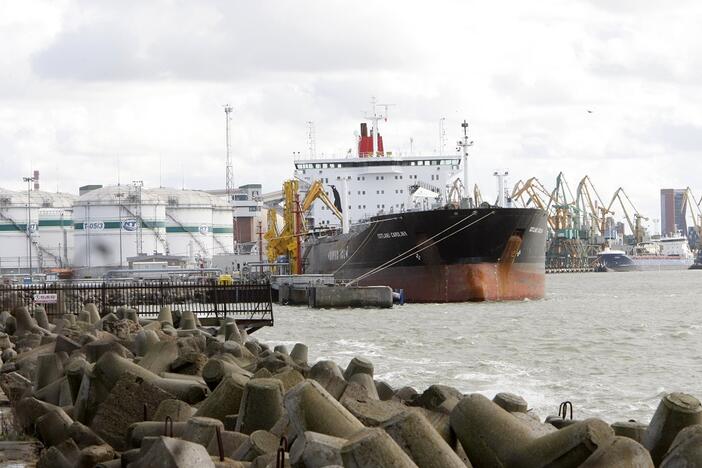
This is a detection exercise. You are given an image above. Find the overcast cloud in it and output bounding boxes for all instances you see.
[2,0,702,232]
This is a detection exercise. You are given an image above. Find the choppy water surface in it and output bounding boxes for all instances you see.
[256,270,702,423]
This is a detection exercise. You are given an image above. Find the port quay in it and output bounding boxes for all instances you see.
[3,2,702,467]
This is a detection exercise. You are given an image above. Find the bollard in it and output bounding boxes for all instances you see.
[340,427,417,468]
[643,392,702,466]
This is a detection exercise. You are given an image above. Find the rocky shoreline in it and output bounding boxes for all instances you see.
[0,304,700,467]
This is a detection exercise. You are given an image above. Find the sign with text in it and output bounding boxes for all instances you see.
[33,293,58,304]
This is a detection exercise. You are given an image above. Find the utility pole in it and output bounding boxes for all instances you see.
[22,176,35,280]
[115,190,124,267]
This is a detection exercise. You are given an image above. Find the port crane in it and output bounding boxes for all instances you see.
[604,187,648,244]
[575,176,611,239]
[511,177,556,230]
[264,179,343,273]
[682,187,702,248]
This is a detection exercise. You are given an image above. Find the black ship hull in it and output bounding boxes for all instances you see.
[302,207,548,302]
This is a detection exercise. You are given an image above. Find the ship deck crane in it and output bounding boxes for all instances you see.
[265,179,343,274]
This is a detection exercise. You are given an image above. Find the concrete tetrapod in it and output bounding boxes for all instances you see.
[235,378,285,435]
[182,416,225,447]
[578,436,653,468]
[289,431,347,467]
[34,353,64,391]
[493,392,528,413]
[660,424,702,467]
[343,357,374,380]
[92,351,207,404]
[289,343,308,366]
[340,427,418,468]
[382,410,465,468]
[131,436,216,468]
[194,373,249,422]
[202,357,253,391]
[611,421,648,443]
[450,393,616,468]
[285,379,364,439]
[33,306,51,330]
[642,392,702,465]
[158,306,174,326]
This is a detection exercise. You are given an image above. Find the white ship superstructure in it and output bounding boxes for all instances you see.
[294,153,461,227]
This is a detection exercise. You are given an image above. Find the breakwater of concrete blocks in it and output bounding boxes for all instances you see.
[0,304,700,467]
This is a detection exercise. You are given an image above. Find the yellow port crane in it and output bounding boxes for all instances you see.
[575,176,611,238]
[604,187,648,244]
[511,177,556,231]
[264,179,343,273]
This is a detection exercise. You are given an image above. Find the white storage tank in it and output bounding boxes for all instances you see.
[212,197,234,255]
[0,188,39,272]
[30,190,76,268]
[72,185,168,270]
[150,188,218,261]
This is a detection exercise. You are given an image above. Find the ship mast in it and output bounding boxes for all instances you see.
[364,97,391,156]
[456,120,474,206]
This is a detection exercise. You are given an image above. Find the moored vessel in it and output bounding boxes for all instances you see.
[279,104,548,302]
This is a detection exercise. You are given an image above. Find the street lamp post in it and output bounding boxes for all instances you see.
[22,176,35,280]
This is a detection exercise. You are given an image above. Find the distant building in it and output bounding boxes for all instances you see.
[660,189,687,236]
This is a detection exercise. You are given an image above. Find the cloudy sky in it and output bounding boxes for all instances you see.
[2,0,701,232]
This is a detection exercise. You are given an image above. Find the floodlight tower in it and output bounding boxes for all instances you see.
[224,104,238,247]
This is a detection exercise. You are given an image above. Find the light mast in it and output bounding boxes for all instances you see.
[456,120,474,206]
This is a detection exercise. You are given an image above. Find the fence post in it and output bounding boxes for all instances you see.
[213,283,219,320]
[101,283,107,315]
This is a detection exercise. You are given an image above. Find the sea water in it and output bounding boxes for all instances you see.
[255,269,702,423]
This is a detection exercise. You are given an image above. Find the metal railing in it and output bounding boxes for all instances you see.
[0,280,274,331]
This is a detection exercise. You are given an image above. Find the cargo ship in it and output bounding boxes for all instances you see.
[596,234,695,271]
[293,108,548,302]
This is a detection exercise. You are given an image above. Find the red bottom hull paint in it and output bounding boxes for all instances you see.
[357,262,545,302]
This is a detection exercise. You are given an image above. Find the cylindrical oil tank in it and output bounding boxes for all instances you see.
[72,186,167,270]
[0,188,39,272]
[30,190,76,269]
[211,196,234,255]
[150,188,217,261]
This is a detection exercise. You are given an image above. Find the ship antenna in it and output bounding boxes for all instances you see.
[438,117,447,155]
[364,97,393,157]
[456,120,474,206]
